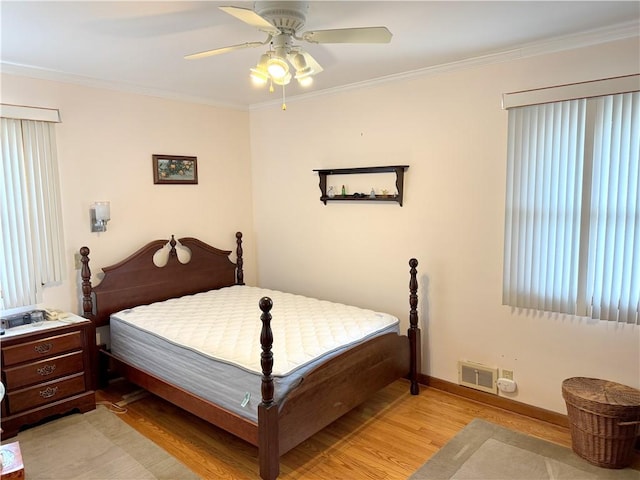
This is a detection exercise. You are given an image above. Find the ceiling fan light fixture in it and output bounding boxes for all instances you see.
[294,66,313,79]
[250,67,269,85]
[267,56,289,79]
[250,53,271,85]
[292,52,313,79]
[272,71,292,86]
[297,75,313,87]
[291,52,307,70]
[256,53,270,69]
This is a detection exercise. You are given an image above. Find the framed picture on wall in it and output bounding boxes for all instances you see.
[152,154,198,184]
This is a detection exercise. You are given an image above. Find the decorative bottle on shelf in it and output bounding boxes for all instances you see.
[341,185,346,196]
[370,188,376,198]
[327,186,335,198]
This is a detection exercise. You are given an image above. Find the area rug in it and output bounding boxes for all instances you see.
[10,405,200,480]
[410,418,640,480]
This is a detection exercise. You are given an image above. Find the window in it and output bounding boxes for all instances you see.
[0,106,65,310]
[503,78,639,325]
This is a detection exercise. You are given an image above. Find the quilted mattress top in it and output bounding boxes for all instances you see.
[112,285,399,376]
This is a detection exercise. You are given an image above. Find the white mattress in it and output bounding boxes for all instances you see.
[110,285,400,421]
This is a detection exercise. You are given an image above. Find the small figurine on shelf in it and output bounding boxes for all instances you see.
[341,185,346,196]
[381,189,389,197]
[369,188,376,198]
[327,186,335,198]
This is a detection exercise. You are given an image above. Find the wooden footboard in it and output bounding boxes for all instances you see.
[257,258,420,480]
[81,234,420,480]
[278,333,410,452]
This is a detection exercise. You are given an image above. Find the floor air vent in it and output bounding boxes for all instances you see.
[458,361,498,394]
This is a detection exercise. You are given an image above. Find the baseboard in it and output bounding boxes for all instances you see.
[419,374,569,428]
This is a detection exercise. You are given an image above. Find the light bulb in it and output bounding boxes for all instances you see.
[267,57,289,79]
[272,72,292,86]
[298,76,313,87]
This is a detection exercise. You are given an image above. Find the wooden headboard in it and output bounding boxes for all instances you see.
[81,232,244,327]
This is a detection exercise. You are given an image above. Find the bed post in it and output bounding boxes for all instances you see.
[408,258,421,395]
[258,296,279,480]
[236,232,244,285]
[80,247,94,319]
[80,246,99,390]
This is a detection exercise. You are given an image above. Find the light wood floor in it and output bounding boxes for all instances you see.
[97,379,581,479]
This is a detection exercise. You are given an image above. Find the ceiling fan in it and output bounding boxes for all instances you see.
[184,1,392,93]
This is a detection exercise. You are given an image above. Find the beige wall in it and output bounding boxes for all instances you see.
[249,37,640,413]
[1,75,256,314]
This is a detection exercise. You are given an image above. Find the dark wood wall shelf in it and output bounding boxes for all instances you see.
[313,165,409,206]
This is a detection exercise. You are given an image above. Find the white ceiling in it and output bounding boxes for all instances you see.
[2,1,639,110]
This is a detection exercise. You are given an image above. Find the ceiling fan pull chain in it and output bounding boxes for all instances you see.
[282,85,287,111]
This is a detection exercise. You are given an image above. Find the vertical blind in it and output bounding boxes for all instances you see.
[503,91,639,324]
[0,118,65,308]
[584,93,639,323]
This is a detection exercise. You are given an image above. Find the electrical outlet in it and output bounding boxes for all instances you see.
[502,369,514,380]
[74,252,82,270]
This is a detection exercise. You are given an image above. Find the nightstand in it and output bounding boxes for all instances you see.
[0,315,95,438]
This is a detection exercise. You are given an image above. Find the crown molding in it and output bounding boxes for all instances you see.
[0,62,249,111]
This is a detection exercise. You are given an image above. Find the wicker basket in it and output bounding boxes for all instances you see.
[562,377,640,468]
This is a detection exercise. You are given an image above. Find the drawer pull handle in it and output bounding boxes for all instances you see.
[39,386,58,399]
[34,343,53,354]
[37,364,57,376]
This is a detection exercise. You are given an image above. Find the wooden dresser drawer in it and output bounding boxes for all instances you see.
[3,351,84,390]
[7,373,86,414]
[1,331,82,366]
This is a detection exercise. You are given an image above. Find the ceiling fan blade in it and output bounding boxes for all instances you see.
[184,41,264,60]
[301,26,392,44]
[219,6,280,35]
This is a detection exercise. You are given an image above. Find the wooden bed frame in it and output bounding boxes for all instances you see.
[80,232,420,480]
